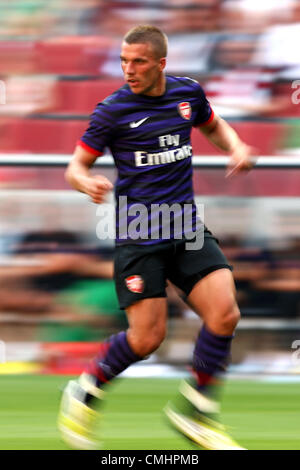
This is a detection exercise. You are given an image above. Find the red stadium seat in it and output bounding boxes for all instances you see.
[36,36,116,75]
[0,116,286,156]
[193,168,300,197]
[0,41,37,74]
[191,121,285,155]
[54,79,124,114]
[0,118,87,153]
[62,120,90,153]
[41,342,102,375]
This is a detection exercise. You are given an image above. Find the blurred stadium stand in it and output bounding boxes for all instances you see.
[0,0,300,372]
[0,0,299,155]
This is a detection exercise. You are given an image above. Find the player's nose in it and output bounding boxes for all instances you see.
[125,61,135,74]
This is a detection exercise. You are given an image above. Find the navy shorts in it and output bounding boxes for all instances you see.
[114,230,232,309]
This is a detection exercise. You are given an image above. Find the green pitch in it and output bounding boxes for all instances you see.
[0,375,299,450]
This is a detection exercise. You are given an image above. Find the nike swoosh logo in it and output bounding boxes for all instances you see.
[130,117,149,128]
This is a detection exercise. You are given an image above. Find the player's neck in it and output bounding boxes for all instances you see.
[144,74,166,97]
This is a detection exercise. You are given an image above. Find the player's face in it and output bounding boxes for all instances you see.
[120,42,166,96]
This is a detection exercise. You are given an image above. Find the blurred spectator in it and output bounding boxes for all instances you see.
[205,35,264,117]
[251,238,300,317]
[222,236,300,317]
[0,0,51,39]
[48,0,106,37]
[0,75,57,116]
[253,0,300,80]
[165,33,216,76]
[0,229,123,340]
[162,0,221,34]
[205,30,296,118]
[220,0,294,33]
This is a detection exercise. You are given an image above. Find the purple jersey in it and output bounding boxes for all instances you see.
[79,75,214,245]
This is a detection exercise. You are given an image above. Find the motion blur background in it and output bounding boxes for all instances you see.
[1,0,300,379]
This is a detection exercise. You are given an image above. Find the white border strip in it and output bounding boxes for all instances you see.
[1,154,300,168]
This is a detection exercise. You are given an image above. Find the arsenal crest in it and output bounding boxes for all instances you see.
[178,102,191,120]
[125,275,144,294]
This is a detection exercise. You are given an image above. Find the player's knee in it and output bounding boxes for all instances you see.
[129,325,166,357]
[220,302,240,332]
[141,327,166,356]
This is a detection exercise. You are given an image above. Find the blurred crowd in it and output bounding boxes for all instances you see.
[1,226,300,344]
[0,226,191,342]
[223,236,300,319]
[0,0,299,120]
[1,190,300,344]
[1,0,300,342]
[0,0,299,38]
[0,0,299,157]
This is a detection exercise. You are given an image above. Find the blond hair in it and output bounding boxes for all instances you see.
[123,25,168,59]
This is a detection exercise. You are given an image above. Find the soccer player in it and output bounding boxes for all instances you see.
[58,25,254,450]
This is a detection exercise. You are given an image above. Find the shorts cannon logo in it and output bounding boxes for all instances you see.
[125,275,144,293]
[178,102,191,120]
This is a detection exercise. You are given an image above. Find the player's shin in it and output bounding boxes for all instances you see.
[192,324,234,402]
[168,324,234,424]
[164,324,245,450]
[79,331,143,406]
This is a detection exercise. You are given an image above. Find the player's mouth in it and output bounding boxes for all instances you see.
[127,79,140,87]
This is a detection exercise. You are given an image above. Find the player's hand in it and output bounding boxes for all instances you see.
[226,143,257,178]
[82,175,113,204]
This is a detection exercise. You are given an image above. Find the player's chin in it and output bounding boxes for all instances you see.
[128,83,144,94]
[129,87,141,95]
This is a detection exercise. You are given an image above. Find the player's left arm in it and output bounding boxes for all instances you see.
[197,112,256,177]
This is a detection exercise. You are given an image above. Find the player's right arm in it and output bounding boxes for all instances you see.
[65,144,113,204]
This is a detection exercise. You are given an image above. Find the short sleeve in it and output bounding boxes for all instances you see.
[193,84,214,127]
[78,103,115,155]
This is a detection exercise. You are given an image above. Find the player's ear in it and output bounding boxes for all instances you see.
[159,57,166,71]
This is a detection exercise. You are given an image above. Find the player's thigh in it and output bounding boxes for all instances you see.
[126,297,168,338]
[187,267,238,320]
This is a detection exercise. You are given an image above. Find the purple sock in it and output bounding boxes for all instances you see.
[86,331,142,387]
[192,324,234,395]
